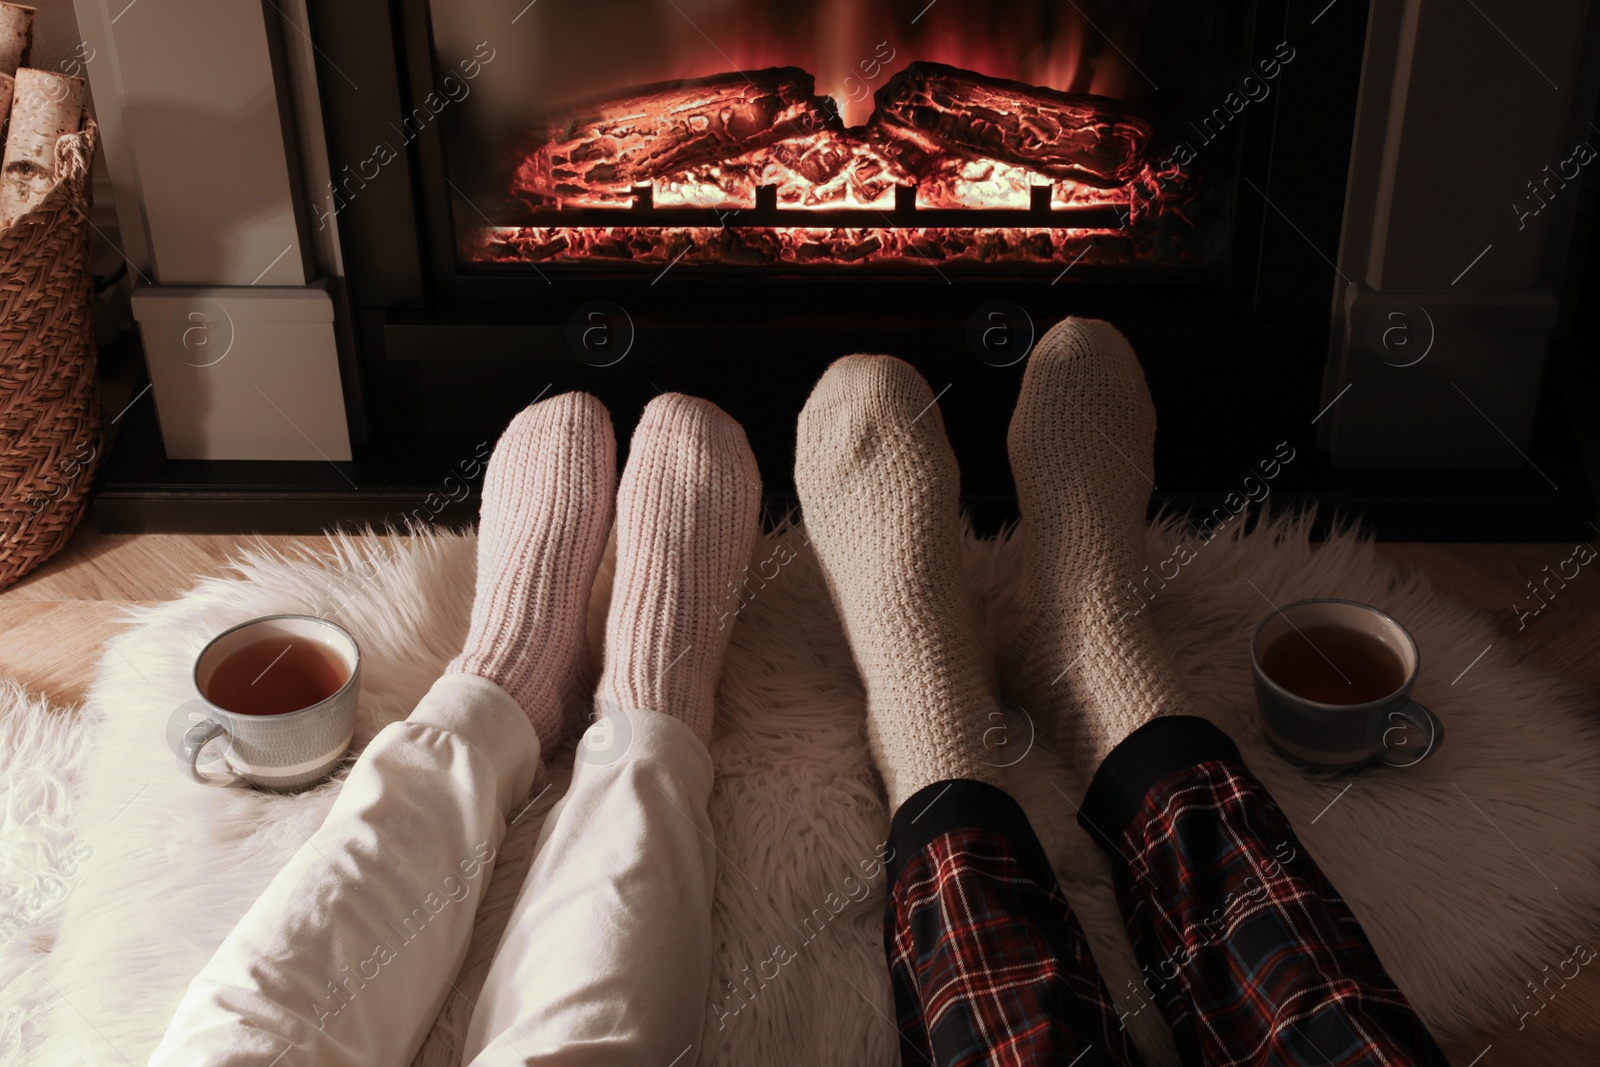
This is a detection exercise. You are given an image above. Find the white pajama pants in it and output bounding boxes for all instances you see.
[149,673,718,1067]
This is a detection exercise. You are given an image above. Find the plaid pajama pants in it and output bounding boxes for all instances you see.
[884,715,1450,1066]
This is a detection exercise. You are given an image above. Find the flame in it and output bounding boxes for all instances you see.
[645,0,1133,126]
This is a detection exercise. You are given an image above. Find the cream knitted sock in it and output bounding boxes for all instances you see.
[447,391,616,753]
[595,393,762,747]
[794,355,1005,813]
[1002,318,1191,774]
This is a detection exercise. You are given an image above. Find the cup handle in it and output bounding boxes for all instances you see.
[1378,700,1443,768]
[183,719,242,787]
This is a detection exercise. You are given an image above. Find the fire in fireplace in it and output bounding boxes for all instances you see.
[473,62,1190,269]
[429,0,1234,272]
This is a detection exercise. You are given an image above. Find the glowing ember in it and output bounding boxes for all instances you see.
[470,224,1172,270]
[758,132,897,208]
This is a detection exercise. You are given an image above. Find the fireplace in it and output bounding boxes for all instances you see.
[304,0,1365,492]
[82,0,1600,537]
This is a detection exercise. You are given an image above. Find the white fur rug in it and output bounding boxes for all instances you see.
[3,514,1599,1066]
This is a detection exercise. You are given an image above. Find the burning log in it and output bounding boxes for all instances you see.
[868,62,1151,188]
[757,131,896,207]
[512,67,841,206]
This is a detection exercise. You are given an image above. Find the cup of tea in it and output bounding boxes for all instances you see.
[1251,598,1442,772]
[181,614,361,792]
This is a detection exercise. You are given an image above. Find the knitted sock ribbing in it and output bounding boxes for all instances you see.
[794,354,1005,813]
[1001,318,1191,775]
[447,391,616,753]
[595,393,763,747]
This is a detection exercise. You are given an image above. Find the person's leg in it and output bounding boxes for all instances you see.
[1082,717,1450,1067]
[462,393,761,1066]
[795,355,1143,1067]
[151,392,616,1067]
[882,780,1148,1067]
[1007,318,1449,1066]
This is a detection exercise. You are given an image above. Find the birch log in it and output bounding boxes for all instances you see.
[0,4,32,77]
[0,68,82,226]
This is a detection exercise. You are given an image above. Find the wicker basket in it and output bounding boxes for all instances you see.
[0,113,101,591]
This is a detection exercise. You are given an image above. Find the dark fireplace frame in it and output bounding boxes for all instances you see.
[326,0,1351,305]
[89,0,1597,538]
[315,0,1361,479]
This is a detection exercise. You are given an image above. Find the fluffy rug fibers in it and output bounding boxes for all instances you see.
[2,514,1598,1066]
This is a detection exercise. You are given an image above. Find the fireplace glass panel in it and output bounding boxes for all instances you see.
[423,0,1273,273]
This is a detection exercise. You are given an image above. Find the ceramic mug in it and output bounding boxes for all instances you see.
[182,615,361,792]
[1251,598,1443,772]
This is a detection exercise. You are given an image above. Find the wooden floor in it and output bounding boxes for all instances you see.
[2,522,1598,1061]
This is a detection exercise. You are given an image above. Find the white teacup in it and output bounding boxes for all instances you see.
[180,615,361,792]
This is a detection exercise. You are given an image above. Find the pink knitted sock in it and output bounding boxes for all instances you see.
[595,393,762,747]
[447,391,616,752]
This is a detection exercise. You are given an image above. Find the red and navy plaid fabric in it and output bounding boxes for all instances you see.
[884,779,1145,1066]
[1082,716,1450,1067]
[883,717,1449,1067]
